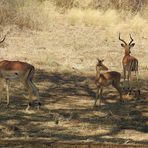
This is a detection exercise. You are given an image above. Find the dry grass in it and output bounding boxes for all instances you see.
[67,9,120,27]
[53,0,148,12]
[66,8,148,35]
[0,0,148,31]
[0,0,59,30]
[0,0,148,146]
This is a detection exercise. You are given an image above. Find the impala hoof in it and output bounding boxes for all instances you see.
[93,104,98,108]
[93,105,96,108]
[26,102,32,111]
[37,102,41,110]
[38,102,41,106]
[120,99,124,103]
[138,90,141,95]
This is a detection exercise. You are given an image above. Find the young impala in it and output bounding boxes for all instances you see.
[119,33,140,95]
[0,35,41,110]
[94,59,122,107]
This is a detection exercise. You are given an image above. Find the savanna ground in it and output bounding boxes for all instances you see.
[0,0,148,147]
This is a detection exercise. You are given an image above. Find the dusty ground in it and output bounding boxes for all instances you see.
[0,24,147,147]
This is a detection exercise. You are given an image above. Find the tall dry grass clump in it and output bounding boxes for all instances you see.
[0,0,58,30]
[53,0,148,13]
[14,1,58,30]
[0,0,148,31]
[67,9,120,27]
[0,1,16,24]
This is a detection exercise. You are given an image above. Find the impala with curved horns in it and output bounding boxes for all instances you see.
[119,33,140,95]
[94,59,123,107]
[0,35,41,110]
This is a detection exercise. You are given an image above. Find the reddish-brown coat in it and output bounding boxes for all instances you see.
[0,60,34,71]
[122,45,138,72]
[94,59,122,107]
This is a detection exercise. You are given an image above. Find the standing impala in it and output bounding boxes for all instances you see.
[94,59,122,107]
[0,35,41,110]
[119,33,140,95]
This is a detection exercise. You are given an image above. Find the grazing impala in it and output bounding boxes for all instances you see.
[94,59,122,107]
[0,35,40,110]
[119,33,140,95]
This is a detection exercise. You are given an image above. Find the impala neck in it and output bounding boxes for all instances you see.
[96,66,101,80]
[125,51,131,56]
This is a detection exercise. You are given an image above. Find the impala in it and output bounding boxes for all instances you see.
[94,59,122,107]
[119,33,140,95]
[0,35,40,110]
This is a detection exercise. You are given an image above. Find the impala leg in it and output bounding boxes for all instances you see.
[27,69,41,110]
[94,86,100,107]
[99,87,103,107]
[112,82,123,102]
[0,87,3,105]
[24,81,33,111]
[29,80,41,110]
[0,96,1,104]
[0,82,5,105]
[123,68,126,82]
[25,79,40,111]
[123,67,126,90]
[6,80,10,107]
[127,70,131,84]
[135,71,140,96]
[127,70,132,95]
[26,102,32,111]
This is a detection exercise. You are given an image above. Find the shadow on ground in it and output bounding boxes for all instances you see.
[0,69,147,146]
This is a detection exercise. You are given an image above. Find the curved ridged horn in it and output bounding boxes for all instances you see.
[129,34,134,45]
[119,33,127,45]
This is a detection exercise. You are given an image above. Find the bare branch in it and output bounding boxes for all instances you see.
[0,35,6,44]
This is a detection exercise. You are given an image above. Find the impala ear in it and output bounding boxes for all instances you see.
[101,59,104,62]
[130,43,135,47]
[97,58,100,62]
[121,43,125,47]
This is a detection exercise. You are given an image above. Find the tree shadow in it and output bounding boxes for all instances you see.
[0,69,147,145]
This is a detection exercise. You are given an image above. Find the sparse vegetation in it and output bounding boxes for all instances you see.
[0,0,148,147]
[0,0,148,31]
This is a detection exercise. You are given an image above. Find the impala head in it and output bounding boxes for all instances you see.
[119,33,135,55]
[96,59,108,71]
